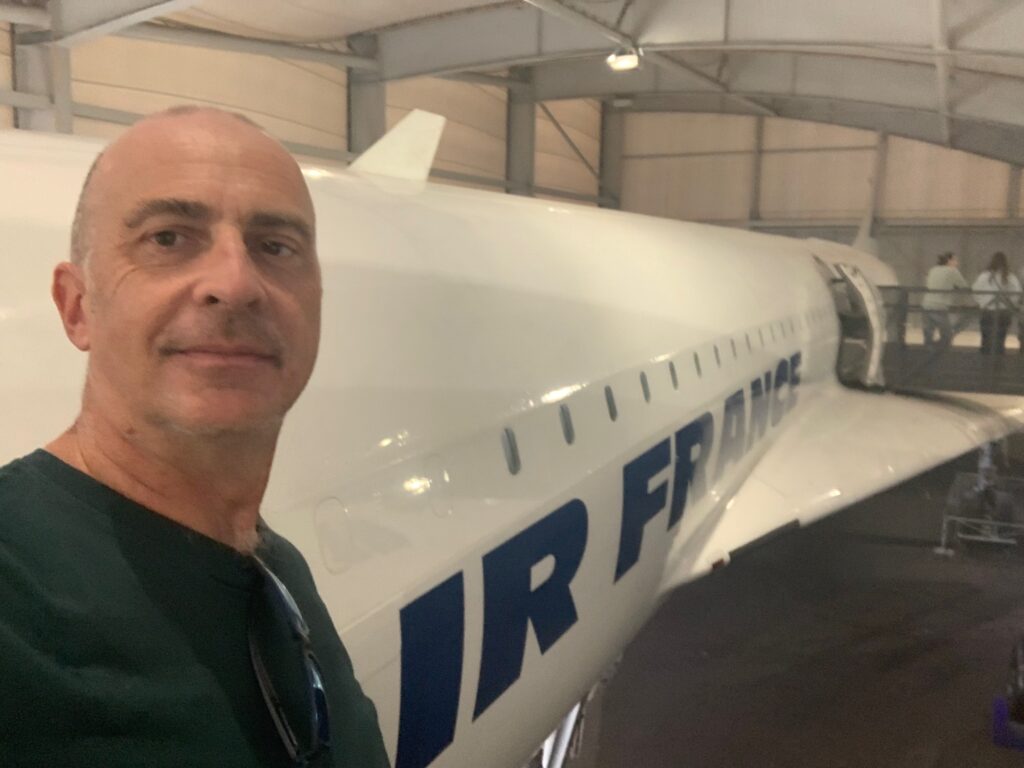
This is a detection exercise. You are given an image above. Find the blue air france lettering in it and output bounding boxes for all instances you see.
[395,351,803,768]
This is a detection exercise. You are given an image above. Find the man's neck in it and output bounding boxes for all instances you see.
[46,410,277,554]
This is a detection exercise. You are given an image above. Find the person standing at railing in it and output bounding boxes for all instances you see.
[921,252,967,347]
[972,251,1021,354]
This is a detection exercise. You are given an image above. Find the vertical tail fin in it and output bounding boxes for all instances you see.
[349,109,446,182]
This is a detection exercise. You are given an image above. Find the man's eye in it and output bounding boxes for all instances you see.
[152,231,180,247]
[259,239,297,259]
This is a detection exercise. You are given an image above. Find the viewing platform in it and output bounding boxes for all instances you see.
[831,277,1024,397]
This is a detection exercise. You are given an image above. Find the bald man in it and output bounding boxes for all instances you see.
[0,107,389,767]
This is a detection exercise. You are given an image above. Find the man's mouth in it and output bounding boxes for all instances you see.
[164,344,283,369]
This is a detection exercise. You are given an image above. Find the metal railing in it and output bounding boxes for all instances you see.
[835,282,1024,395]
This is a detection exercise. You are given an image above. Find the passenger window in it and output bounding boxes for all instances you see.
[605,385,618,421]
[560,405,575,445]
[502,428,521,475]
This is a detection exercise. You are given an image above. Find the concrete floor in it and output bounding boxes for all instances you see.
[588,451,1024,767]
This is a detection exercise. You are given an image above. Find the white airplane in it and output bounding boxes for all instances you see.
[2,111,1022,768]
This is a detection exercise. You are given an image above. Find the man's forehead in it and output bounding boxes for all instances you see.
[93,114,313,217]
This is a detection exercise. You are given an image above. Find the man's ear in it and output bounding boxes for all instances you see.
[52,261,91,351]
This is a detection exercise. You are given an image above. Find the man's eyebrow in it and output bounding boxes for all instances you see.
[124,199,213,229]
[247,211,314,245]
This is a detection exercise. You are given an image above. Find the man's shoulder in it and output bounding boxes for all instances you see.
[0,450,118,591]
[0,451,42,491]
[0,451,64,527]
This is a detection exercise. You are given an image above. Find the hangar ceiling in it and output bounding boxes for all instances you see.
[4,0,1024,165]
[105,0,1024,166]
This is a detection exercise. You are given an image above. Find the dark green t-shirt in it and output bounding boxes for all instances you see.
[0,450,390,768]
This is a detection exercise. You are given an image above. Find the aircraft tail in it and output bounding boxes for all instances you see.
[349,109,446,181]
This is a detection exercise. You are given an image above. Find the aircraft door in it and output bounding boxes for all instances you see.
[832,262,887,389]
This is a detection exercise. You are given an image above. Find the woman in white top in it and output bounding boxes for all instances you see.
[973,251,1022,354]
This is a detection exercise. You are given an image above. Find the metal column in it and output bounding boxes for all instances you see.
[346,34,386,155]
[12,29,69,132]
[598,101,623,209]
[506,68,535,197]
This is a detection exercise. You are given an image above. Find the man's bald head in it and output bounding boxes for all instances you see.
[51,101,322,445]
[69,106,307,267]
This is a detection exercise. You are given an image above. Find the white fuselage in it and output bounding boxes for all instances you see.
[0,130,843,768]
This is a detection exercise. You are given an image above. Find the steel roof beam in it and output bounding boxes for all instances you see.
[441,71,530,93]
[645,51,774,116]
[523,0,632,48]
[16,1,202,46]
[115,22,378,71]
[524,0,774,116]
[0,2,48,28]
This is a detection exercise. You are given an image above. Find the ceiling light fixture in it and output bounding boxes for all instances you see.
[606,46,642,72]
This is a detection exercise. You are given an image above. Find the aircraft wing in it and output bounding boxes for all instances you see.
[667,384,1024,587]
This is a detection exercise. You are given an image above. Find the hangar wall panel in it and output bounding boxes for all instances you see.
[883,136,1010,219]
[624,112,756,155]
[387,76,506,185]
[623,113,1017,225]
[621,113,756,220]
[762,117,876,150]
[70,37,347,151]
[535,98,600,199]
[760,149,875,220]
[622,154,753,221]
[0,24,12,129]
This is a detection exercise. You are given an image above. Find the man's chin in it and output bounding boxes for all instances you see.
[155,407,285,439]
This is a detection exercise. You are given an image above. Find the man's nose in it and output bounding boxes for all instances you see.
[195,229,266,308]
